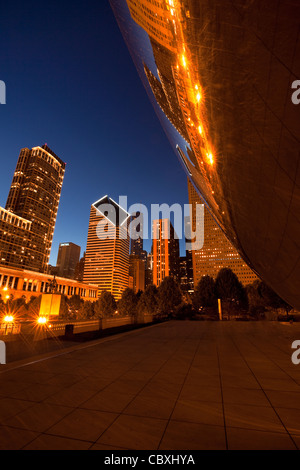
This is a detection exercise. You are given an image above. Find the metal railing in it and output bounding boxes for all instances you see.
[0,314,155,339]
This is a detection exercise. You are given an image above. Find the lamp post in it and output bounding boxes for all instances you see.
[37,275,58,324]
[2,286,10,302]
[47,275,57,317]
[2,286,14,334]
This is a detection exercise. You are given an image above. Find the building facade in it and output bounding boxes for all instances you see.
[152,218,180,287]
[130,211,144,258]
[0,265,97,302]
[126,0,177,53]
[188,179,258,287]
[179,252,194,294]
[83,197,130,300]
[129,254,145,293]
[55,242,81,279]
[0,145,65,273]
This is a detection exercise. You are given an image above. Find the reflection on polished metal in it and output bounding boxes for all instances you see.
[110,0,300,308]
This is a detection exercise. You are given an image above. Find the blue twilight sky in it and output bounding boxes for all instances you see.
[0,0,190,264]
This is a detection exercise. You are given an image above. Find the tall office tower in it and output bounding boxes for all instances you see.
[74,252,85,282]
[130,211,144,257]
[83,196,130,300]
[145,252,153,288]
[188,179,257,287]
[56,242,81,279]
[179,251,194,294]
[0,145,65,272]
[129,254,145,293]
[126,0,176,53]
[185,248,194,292]
[152,218,180,287]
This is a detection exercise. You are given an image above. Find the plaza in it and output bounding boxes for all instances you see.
[0,321,300,450]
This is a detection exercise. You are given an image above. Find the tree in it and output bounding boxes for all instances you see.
[26,295,42,319]
[77,300,95,320]
[58,295,69,319]
[9,296,27,319]
[138,285,158,316]
[174,302,195,320]
[247,280,292,318]
[215,268,243,301]
[215,268,248,315]
[94,291,117,318]
[67,295,83,317]
[0,296,4,315]
[157,277,182,318]
[246,280,266,316]
[193,275,217,311]
[259,282,292,316]
[118,288,138,317]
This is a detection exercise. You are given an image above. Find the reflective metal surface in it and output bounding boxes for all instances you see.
[109,0,300,308]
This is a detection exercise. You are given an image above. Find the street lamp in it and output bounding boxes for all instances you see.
[2,286,10,302]
[3,314,14,335]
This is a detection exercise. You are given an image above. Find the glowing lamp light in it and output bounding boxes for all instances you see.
[182,55,187,68]
[196,92,201,102]
[207,152,214,165]
[4,315,14,323]
[37,316,48,325]
[198,125,203,135]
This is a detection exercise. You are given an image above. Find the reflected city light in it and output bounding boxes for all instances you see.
[4,315,14,323]
[111,0,300,308]
[207,153,214,166]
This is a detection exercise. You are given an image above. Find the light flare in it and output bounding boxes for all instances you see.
[4,315,14,323]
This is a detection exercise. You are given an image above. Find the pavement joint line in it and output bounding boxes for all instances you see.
[216,342,228,450]
[17,322,190,449]
[156,330,207,449]
[16,339,162,448]
[80,330,201,447]
[0,322,162,375]
[227,333,299,449]
[245,335,300,386]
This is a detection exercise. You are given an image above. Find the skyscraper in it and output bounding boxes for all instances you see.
[130,211,144,257]
[55,242,81,279]
[129,254,145,293]
[0,145,65,272]
[83,196,130,300]
[126,0,176,53]
[74,252,85,282]
[152,218,180,287]
[188,179,258,287]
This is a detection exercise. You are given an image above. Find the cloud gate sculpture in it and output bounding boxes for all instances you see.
[109,0,300,309]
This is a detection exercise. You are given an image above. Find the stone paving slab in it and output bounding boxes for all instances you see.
[0,321,300,450]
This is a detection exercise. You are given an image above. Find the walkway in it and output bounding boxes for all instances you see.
[1,321,300,450]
